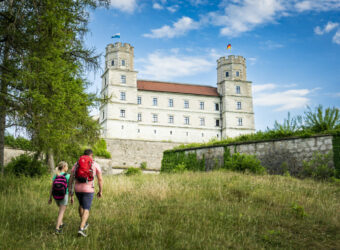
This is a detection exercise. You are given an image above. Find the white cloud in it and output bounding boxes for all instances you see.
[261,40,284,49]
[167,5,179,13]
[153,3,163,10]
[208,0,285,37]
[137,50,214,80]
[248,57,257,65]
[295,0,340,12]
[253,84,311,111]
[110,0,137,13]
[206,0,340,37]
[332,30,340,44]
[314,21,339,35]
[253,84,277,93]
[144,16,200,38]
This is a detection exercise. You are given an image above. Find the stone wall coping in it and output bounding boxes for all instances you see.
[168,133,334,153]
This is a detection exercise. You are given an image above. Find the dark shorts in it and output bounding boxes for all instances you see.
[75,192,94,210]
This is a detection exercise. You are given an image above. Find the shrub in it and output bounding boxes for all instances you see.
[301,152,335,180]
[140,162,147,170]
[125,167,142,176]
[161,151,205,172]
[4,134,34,151]
[92,139,111,159]
[223,150,266,174]
[173,162,186,173]
[5,154,48,177]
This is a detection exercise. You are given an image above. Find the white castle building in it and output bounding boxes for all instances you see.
[100,42,255,144]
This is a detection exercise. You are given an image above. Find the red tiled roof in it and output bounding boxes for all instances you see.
[137,80,219,97]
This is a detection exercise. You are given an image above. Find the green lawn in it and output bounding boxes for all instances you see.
[0,171,339,249]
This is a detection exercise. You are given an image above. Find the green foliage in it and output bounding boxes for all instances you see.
[173,162,187,173]
[291,203,307,218]
[333,135,340,178]
[5,154,48,177]
[92,139,111,159]
[140,162,147,170]
[303,105,340,132]
[4,134,33,151]
[301,152,335,180]
[125,167,142,176]
[273,112,302,133]
[223,150,266,174]
[161,151,205,172]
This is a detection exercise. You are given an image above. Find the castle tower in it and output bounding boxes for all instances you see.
[217,55,255,138]
[100,42,138,139]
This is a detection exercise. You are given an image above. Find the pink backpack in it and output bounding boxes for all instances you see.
[52,173,68,200]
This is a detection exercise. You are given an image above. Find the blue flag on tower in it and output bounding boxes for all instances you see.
[112,33,120,39]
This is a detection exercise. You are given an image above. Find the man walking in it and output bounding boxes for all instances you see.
[69,149,103,237]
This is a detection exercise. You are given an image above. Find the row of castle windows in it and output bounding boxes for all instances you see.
[101,110,243,126]
[136,95,220,111]
[116,110,242,126]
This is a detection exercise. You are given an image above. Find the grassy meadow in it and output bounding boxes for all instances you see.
[0,171,339,249]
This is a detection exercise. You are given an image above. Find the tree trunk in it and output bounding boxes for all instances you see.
[0,43,10,175]
[47,148,55,173]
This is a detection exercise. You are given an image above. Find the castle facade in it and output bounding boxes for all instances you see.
[100,42,255,143]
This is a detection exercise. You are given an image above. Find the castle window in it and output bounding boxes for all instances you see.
[238,118,243,126]
[104,77,107,86]
[200,101,204,110]
[102,111,105,119]
[236,86,241,94]
[169,99,173,107]
[184,100,189,109]
[120,92,126,101]
[186,132,189,136]
[215,103,219,111]
[138,113,142,121]
[121,75,126,84]
[138,129,140,133]
[226,72,229,77]
[168,115,174,124]
[111,60,114,66]
[237,102,242,110]
[236,71,240,77]
[154,130,156,134]
[216,119,220,127]
[122,60,125,66]
[137,96,142,105]
[200,118,205,126]
[184,116,190,125]
[152,114,158,123]
[120,109,125,118]
[153,97,158,106]
[121,125,124,129]
[202,133,204,137]
[170,131,172,135]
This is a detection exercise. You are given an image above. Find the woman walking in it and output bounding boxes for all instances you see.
[48,161,71,234]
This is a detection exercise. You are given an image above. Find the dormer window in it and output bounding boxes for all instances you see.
[122,60,125,66]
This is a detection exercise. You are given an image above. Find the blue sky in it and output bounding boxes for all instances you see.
[85,0,340,131]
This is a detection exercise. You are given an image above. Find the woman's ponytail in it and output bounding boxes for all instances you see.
[56,161,68,174]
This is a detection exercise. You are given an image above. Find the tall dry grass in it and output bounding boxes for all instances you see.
[0,171,339,249]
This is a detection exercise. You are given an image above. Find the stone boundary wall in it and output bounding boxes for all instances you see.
[171,135,335,175]
[4,147,30,166]
[103,139,181,171]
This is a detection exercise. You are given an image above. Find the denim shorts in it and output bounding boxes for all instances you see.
[75,192,94,210]
[55,194,68,206]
